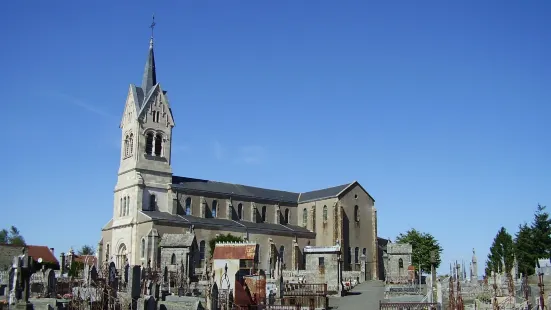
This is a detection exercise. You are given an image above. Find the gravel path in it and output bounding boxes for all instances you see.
[329,280,385,310]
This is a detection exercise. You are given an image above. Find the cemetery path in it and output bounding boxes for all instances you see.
[329,280,385,310]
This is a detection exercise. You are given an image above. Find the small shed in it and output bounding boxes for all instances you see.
[159,232,198,277]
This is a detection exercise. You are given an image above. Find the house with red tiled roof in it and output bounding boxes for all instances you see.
[0,244,59,271]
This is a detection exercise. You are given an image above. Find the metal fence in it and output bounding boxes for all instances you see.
[282,283,327,297]
[380,301,441,310]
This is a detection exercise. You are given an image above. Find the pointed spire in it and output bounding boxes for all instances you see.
[142,14,157,95]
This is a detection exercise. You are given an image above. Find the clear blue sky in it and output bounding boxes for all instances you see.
[1,1,550,275]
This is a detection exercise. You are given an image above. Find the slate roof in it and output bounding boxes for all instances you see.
[180,215,244,230]
[141,211,188,224]
[141,211,315,238]
[159,233,195,247]
[172,177,299,203]
[141,39,157,96]
[378,237,390,251]
[298,184,350,203]
[171,176,363,204]
[135,86,145,109]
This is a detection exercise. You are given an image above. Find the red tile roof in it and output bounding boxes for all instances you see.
[27,245,59,265]
[213,244,256,260]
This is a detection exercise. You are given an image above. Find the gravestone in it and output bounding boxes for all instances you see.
[8,269,14,297]
[108,262,118,299]
[128,265,142,299]
[90,265,98,282]
[125,263,130,284]
[210,283,218,310]
[83,264,91,284]
[13,249,35,310]
[45,269,56,298]
[145,296,156,310]
[360,254,367,282]
[278,275,284,299]
[154,283,160,299]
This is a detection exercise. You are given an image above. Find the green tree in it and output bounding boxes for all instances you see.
[514,223,535,275]
[68,261,84,278]
[0,226,26,246]
[530,204,551,260]
[78,245,95,255]
[208,233,243,257]
[486,227,514,276]
[0,229,8,244]
[395,228,443,273]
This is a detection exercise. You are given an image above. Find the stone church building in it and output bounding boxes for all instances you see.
[98,34,379,279]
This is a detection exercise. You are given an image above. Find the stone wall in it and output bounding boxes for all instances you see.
[342,271,362,282]
[0,271,7,285]
[385,243,413,284]
[160,247,193,274]
[305,252,339,293]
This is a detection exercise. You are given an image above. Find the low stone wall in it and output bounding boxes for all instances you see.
[162,295,205,310]
[342,271,362,282]
[282,270,317,283]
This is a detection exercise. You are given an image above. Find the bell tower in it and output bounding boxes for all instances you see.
[107,17,175,266]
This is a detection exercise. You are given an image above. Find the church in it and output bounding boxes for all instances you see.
[98,32,379,280]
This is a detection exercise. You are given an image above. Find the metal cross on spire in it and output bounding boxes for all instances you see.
[150,14,156,39]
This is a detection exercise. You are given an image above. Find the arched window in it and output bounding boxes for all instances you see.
[323,205,328,222]
[212,200,217,218]
[105,244,110,261]
[126,196,130,215]
[185,197,192,215]
[398,258,404,269]
[124,135,129,157]
[123,197,127,216]
[129,133,134,156]
[119,198,123,217]
[347,247,352,265]
[145,132,154,155]
[261,206,266,222]
[302,208,308,226]
[354,205,360,222]
[149,194,156,210]
[284,209,290,224]
[118,244,127,268]
[141,239,146,258]
[279,245,285,263]
[171,253,176,265]
[199,241,206,265]
[363,248,366,256]
[237,203,243,220]
[154,134,163,156]
[354,247,359,264]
